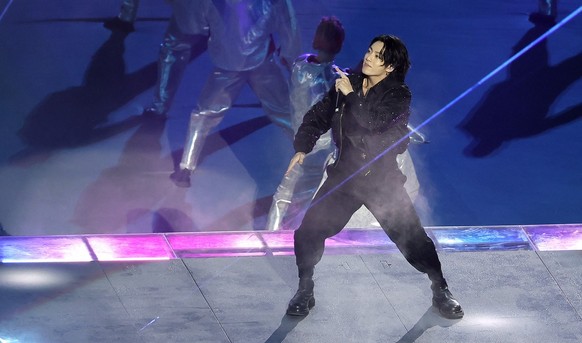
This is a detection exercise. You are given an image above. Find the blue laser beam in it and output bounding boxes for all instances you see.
[416,5,582,134]
[309,6,582,208]
[0,0,14,22]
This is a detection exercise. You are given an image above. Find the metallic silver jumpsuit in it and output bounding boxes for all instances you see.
[265,54,338,231]
[178,0,301,172]
[148,0,210,115]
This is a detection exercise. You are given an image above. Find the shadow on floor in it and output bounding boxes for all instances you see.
[458,22,582,157]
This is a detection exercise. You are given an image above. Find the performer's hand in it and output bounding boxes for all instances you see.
[334,66,354,96]
[285,152,305,176]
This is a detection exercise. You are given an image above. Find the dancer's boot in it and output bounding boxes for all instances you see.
[286,278,315,316]
[171,113,223,187]
[431,280,464,319]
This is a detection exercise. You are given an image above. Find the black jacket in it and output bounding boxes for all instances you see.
[294,72,411,174]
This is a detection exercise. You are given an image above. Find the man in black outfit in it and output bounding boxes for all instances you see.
[285,34,464,320]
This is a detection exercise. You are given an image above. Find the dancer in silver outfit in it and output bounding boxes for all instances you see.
[264,16,345,231]
[170,0,301,187]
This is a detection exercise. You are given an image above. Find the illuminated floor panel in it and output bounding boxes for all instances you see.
[523,224,582,251]
[0,236,93,263]
[1,224,580,263]
[430,226,532,252]
[86,234,176,261]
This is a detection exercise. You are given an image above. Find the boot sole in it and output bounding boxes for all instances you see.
[438,310,464,320]
[432,299,464,319]
[286,297,315,316]
[170,173,191,188]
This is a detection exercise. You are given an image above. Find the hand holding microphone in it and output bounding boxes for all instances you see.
[334,66,354,96]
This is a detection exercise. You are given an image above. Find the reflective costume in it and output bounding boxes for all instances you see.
[265,54,338,231]
[149,8,209,115]
[147,1,210,115]
[176,0,301,174]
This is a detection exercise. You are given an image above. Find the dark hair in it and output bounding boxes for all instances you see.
[369,34,411,81]
[312,16,345,55]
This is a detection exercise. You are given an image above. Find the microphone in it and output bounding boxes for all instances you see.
[333,65,345,113]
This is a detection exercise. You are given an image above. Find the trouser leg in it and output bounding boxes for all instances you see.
[365,172,463,318]
[248,56,293,137]
[179,112,224,170]
[365,176,444,283]
[397,150,419,203]
[287,146,335,229]
[294,173,362,278]
[266,146,334,231]
[148,19,207,115]
[265,164,303,231]
[178,68,246,171]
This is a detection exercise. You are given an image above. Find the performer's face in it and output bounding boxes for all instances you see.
[362,41,394,78]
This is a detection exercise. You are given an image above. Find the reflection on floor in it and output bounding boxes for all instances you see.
[1,223,580,263]
[1,225,582,343]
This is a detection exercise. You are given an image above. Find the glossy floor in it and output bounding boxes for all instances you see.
[1,223,581,263]
[0,231,581,342]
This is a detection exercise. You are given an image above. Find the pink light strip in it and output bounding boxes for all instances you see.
[1,224,581,263]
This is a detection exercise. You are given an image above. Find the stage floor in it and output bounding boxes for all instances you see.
[1,224,581,342]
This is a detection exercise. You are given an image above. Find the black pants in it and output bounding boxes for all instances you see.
[294,163,444,283]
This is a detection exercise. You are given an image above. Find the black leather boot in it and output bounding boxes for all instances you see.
[432,282,464,319]
[286,278,315,316]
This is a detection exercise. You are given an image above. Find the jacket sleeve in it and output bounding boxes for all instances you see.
[293,88,337,154]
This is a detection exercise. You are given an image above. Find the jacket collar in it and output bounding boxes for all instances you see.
[352,72,403,95]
